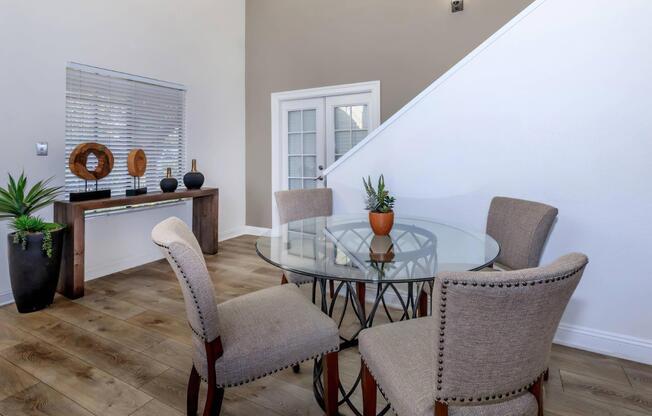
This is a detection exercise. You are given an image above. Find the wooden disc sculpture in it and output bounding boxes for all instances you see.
[126,148,148,195]
[69,142,114,181]
[127,149,147,177]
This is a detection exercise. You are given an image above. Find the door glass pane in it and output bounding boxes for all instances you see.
[303,109,316,131]
[332,104,369,160]
[303,156,316,177]
[289,179,302,190]
[288,133,302,154]
[334,107,351,130]
[351,105,368,129]
[304,179,316,189]
[335,131,350,155]
[289,156,302,177]
[288,111,302,132]
[352,130,368,146]
[303,133,316,154]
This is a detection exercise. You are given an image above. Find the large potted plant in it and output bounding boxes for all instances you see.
[363,174,396,236]
[0,173,64,313]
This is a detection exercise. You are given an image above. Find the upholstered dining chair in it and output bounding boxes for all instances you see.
[152,217,340,416]
[275,188,333,286]
[362,253,588,416]
[418,197,558,316]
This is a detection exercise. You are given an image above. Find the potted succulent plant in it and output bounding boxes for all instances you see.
[363,174,396,236]
[0,173,64,313]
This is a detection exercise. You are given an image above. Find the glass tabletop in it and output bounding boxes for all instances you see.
[255,214,500,283]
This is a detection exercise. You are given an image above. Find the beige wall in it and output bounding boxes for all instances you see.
[246,0,533,227]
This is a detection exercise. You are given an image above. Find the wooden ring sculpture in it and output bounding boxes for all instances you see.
[127,149,147,177]
[69,142,114,181]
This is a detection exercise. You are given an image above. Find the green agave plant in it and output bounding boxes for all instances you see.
[0,172,63,219]
[0,172,64,258]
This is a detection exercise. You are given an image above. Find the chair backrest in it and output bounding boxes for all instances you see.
[152,217,219,343]
[275,188,333,224]
[433,253,588,405]
[487,196,558,270]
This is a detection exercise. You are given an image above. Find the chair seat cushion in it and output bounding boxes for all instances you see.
[193,284,339,387]
[285,271,315,285]
[359,317,537,416]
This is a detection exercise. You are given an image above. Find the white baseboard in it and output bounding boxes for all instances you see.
[554,323,652,365]
[0,290,13,307]
[239,225,271,237]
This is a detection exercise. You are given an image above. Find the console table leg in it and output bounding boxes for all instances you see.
[54,202,86,299]
[192,191,219,254]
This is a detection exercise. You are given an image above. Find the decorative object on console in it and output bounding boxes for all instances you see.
[363,174,396,236]
[0,172,64,313]
[68,142,114,201]
[126,148,148,196]
[183,159,205,190]
[160,168,178,193]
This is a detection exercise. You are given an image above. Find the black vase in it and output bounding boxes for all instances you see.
[160,168,178,193]
[8,228,64,313]
[183,159,205,190]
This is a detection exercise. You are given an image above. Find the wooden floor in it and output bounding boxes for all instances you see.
[0,234,651,416]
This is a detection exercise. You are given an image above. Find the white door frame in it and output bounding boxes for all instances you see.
[270,81,381,229]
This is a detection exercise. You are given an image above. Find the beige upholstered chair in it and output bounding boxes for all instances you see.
[275,188,333,286]
[486,197,558,271]
[418,197,558,316]
[362,253,588,416]
[152,217,340,416]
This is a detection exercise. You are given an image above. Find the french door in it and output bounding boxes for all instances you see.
[280,92,378,190]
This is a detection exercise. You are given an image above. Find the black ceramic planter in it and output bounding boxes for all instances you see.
[7,228,64,313]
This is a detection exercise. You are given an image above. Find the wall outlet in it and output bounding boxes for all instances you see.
[452,0,464,13]
[36,141,48,156]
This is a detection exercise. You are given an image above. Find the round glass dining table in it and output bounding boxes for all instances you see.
[255,214,500,415]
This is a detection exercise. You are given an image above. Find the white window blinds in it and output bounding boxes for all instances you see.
[65,63,186,195]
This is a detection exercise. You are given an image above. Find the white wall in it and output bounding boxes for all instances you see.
[326,0,652,364]
[0,0,245,304]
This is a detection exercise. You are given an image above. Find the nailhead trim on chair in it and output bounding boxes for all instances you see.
[360,355,398,415]
[154,241,212,342]
[197,345,340,387]
[434,266,584,404]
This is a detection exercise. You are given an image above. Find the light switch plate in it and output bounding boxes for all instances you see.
[452,0,464,12]
[36,142,48,156]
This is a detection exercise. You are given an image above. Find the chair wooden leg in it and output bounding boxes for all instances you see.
[323,352,339,416]
[202,383,224,416]
[418,290,428,317]
[356,282,366,319]
[529,375,544,416]
[281,273,288,284]
[543,368,549,381]
[188,365,201,416]
[435,401,448,416]
[361,359,376,416]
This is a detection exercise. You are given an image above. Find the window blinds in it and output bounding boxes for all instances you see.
[65,64,186,196]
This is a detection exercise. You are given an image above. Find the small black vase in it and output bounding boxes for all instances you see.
[160,168,178,193]
[183,159,205,190]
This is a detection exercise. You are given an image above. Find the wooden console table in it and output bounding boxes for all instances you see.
[54,188,219,299]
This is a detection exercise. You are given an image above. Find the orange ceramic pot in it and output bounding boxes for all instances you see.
[369,211,394,236]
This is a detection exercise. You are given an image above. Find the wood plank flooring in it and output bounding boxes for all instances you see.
[0,234,650,415]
